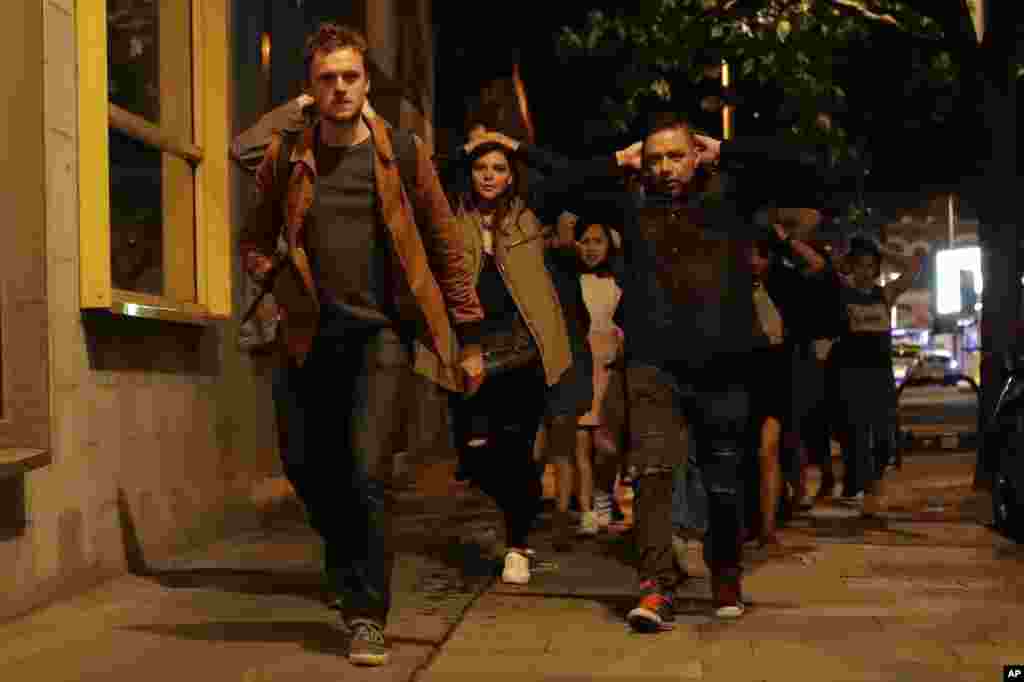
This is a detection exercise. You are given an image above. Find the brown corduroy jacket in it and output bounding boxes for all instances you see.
[238,115,484,392]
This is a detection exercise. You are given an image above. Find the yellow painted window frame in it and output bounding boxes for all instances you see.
[77,0,231,323]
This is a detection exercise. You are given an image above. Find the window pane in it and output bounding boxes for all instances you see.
[108,127,197,301]
[109,127,164,296]
[107,0,193,142]
[107,1,197,303]
[107,0,160,122]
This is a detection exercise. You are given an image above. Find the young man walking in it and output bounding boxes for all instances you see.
[237,24,484,665]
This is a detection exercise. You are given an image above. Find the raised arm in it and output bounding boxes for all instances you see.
[882,249,925,306]
[463,133,639,208]
[459,131,570,177]
[404,131,484,344]
[698,134,828,176]
[230,95,313,174]
[765,222,827,274]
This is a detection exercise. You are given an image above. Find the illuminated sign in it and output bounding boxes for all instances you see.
[936,246,982,316]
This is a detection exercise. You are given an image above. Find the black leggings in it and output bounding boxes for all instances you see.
[450,363,549,549]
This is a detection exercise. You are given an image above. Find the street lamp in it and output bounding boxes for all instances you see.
[721,59,733,140]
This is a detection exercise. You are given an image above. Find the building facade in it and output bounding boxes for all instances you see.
[1,0,438,622]
[882,194,982,381]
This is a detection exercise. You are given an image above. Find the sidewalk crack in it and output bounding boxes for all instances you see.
[409,575,497,682]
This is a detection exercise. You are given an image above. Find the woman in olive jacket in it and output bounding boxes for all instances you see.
[451,140,592,585]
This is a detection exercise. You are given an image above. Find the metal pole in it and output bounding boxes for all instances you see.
[948,193,956,247]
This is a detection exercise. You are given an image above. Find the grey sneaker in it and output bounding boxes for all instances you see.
[348,619,389,666]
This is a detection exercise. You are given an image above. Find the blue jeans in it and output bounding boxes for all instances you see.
[671,446,707,535]
[272,307,412,625]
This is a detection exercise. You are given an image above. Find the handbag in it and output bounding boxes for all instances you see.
[479,322,539,378]
[237,275,281,352]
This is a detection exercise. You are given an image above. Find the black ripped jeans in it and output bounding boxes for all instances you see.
[449,361,550,550]
[629,361,750,589]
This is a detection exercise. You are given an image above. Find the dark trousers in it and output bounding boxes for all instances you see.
[449,363,550,549]
[836,367,895,495]
[630,364,749,589]
[272,310,411,625]
[802,399,833,469]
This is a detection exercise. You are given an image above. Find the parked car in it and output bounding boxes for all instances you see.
[987,349,1024,543]
[906,350,959,385]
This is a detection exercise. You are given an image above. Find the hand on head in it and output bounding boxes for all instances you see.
[464,131,520,155]
[616,141,643,171]
[692,134,721,166]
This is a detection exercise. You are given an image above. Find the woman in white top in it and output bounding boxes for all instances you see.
[573,220,625,535]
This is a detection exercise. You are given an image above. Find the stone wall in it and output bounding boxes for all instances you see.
[0,0,281,623]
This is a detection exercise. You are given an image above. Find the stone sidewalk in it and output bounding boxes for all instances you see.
[0,469,506,682]
[1,453,1021,681]
[424,539,1024,681]
[424,453,1024,681]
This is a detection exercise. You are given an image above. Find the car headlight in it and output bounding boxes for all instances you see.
[949,360,959,369]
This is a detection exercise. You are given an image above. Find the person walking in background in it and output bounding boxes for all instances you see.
[793,242,844,508]
[831,235,923,516]
[570,218,625,536]
[745,215,827,551]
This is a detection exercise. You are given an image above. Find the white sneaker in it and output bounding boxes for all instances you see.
[593,493,613,529]
[502,550,531,584]
[578,510,600,536]
[837,491,865,506]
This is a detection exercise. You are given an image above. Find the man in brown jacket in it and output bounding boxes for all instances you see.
[236,23,483,666]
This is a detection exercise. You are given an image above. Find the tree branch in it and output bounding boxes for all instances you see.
[832,0,899,26]
[873,0,980,50]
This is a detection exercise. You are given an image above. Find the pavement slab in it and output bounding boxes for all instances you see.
[426,594,706,681]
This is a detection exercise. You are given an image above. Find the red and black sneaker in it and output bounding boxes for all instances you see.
[627,580,676,633]
[712,574,745,619]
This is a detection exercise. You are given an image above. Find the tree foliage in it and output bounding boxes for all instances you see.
[557,0,1008,178]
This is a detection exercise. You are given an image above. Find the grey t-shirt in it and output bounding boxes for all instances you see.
[308,135,395,326]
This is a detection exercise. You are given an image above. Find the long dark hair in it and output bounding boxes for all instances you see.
[574,220,621,276]
[459,142,521,229]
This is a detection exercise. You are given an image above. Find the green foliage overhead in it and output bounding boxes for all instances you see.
[557,0,995,170]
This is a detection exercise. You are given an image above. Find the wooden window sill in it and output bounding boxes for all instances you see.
[0,449,51,478]
[94,290,229,326]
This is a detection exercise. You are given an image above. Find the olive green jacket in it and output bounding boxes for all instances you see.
[455,197,572,387]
